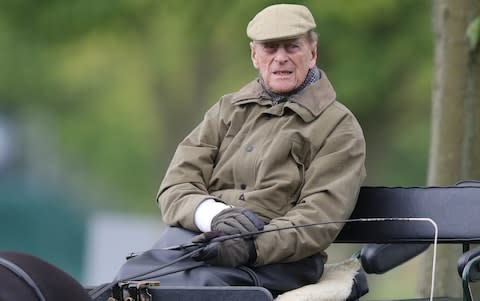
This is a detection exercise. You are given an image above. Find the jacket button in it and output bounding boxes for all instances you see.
[240,184,247,190]
[239,193,245,201]
[246,144,254,152]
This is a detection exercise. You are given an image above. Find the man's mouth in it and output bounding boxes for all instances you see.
[273,71,293,75]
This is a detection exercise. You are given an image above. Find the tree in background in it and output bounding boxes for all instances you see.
[419,0,480,297]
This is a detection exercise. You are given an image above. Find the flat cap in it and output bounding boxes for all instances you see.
[247,4,316,42]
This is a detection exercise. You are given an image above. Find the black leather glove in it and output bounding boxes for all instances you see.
[191,231,257,267]
[211,207,264,235]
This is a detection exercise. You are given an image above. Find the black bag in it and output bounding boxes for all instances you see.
[114,227,324,293]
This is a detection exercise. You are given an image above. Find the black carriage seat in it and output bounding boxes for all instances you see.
[90,182,480,301]
[335,182,480,301]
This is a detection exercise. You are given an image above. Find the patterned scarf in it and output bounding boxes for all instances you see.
[259,67,321,103]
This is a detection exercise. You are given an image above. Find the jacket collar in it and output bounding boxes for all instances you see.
[231,70,337,123]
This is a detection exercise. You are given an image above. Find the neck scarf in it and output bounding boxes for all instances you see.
[259,67,321,102]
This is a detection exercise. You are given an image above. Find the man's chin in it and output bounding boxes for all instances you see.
[269,86,296,94]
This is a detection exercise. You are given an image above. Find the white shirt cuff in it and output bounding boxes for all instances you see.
[194,198,230,232]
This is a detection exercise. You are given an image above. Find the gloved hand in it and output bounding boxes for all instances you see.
[191,231,257,267]
[211,207,264,235]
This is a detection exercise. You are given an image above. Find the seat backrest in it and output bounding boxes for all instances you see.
[336,185,480,243]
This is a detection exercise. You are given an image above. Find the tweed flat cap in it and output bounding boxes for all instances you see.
[247,4,316,42]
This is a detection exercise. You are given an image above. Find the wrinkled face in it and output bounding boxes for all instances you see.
[250,35,317,93]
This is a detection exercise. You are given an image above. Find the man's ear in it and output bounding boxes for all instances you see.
[250,42,259,69]
[309,41,317,69]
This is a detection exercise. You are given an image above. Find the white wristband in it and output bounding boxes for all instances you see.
[194,198,230,232]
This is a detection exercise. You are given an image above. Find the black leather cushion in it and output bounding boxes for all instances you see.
[338,185,480,243]
[360,243,429,274]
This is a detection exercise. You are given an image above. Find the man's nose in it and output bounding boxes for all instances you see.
[274,47,289,63]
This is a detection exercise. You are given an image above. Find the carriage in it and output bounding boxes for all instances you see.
[88,180,480,301]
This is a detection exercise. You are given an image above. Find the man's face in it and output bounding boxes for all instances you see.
[250,35,317,94]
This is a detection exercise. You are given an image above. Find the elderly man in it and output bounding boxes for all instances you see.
[119,3,366,295]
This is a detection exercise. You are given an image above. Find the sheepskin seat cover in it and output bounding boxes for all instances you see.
[275,258,361,301]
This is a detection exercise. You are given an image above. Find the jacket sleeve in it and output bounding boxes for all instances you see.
[157,100,226,231]
[254,114,366,265]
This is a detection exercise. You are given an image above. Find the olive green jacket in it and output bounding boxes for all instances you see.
[157,70,366,266]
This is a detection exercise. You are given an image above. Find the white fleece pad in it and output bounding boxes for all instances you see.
[275,258,362,301]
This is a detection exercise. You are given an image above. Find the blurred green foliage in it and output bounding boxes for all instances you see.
[467,16,480,50]
[0,0,433,211]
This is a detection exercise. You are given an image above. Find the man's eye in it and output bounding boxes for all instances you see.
[262,45,277,53]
